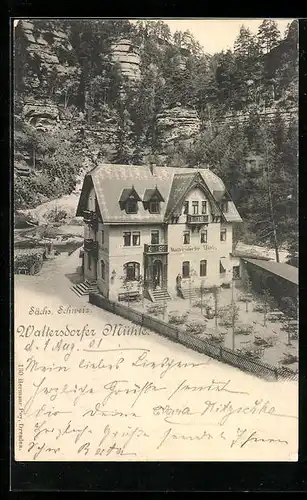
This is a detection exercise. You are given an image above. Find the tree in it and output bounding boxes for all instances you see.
[242,274,253,312]
[263,288,276,326]
[211,285,220,327]
[257,20,281,54]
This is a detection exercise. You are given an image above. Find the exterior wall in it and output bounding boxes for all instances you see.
[83,187,99,281]
[107,224,166,300]
[97,223,110,297]
[167,185,234,290]
[82,185,238,298]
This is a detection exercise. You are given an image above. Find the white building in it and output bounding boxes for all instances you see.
[76,164,242,302]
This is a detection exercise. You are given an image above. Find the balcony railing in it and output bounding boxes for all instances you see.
[83,210,98,229]
[84,239,98,258]
[186,214,209,224]
[144,244,168,254]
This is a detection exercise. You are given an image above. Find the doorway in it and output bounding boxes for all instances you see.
[153,259,162,288]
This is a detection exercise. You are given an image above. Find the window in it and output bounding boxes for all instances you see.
[182,261,190,278]
[126,199,138,214]
[124,262,140,281]
[220,229,227,241]
[101,230,104,245]
[132,231,140,246]
[220,260,226,274]
[200,259,207,277]
[149,201,160,214]
[221,201,228,213]
[202,201,207,214]
[200,230,207,243]
[183,201,189,214]
[123,232,131,246]
[151,230,159,245]
[192,201,199,214]
[183,231,190,245]
[101,260,106,280]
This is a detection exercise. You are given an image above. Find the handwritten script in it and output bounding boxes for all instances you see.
[15,300,298,461]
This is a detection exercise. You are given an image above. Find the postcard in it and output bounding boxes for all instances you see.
[13,18,298,462]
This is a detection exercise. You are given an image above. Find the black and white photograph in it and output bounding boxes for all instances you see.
[13,18,298,462]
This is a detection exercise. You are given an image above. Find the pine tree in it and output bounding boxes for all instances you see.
[258,19,281,54]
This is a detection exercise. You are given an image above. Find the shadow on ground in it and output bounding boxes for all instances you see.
[65,266,83,285]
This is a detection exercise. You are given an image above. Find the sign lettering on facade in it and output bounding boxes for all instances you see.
[170,245,217,253]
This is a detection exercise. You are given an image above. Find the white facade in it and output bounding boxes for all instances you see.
[82,184,239,301]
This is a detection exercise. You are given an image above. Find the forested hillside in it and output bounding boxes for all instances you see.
[14,19,298,255]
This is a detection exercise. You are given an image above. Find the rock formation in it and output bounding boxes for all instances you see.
[16,20,80,116]
[110,38,141,83]
[155,105,201,151]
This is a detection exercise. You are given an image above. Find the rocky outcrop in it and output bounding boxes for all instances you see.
[156,105,201,151]
[21,99,60,129]
[16,20,80,101]
[110,38,141,83]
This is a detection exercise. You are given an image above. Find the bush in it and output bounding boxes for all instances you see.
[185,319,207,335]
[168,310,188,325]
[206,333,224,344]
[254,335,276,347]
[69,217,84,226]
[146,303,166,317]
[14,248,45,273]
[280,353,298,365]
[47,208,68,223]
[253,303,265,313]
[235,323,254,335]
[192,299,209,309]
[238,293,253,303]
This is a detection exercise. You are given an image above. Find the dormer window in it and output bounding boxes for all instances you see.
[149,200,160,214]
[119,186,141,214]
[143,186,164,214]
[126,198,138,214]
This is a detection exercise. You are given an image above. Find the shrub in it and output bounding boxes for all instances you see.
[168,310,188,325]
[236,346,264,359]
[254,335,276,347]
[47,208,68,223]
[185,319,206,335]
[146,303,166,317]
[206,333,224,344]
[235,323,254,335]
[280,353,298,365]
[253,303,265,313]
[238,293,253,303]
[192,299,209,309]
[14,248,45,273]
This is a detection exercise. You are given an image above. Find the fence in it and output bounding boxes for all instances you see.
[89,292,298,383]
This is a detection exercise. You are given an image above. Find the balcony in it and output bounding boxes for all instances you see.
[186,214,209,225]
[84,239,98,258]
[144,244,168,254]
[83,210,98,229]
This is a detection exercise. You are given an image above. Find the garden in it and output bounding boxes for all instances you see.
[124,280,298,374]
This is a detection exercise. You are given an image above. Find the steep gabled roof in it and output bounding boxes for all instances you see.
[76,164,242,224]
[119,186,142,203]
[143,187,164,202]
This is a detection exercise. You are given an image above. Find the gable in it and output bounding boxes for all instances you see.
[165,171,224,221]
[76,164,242,224]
